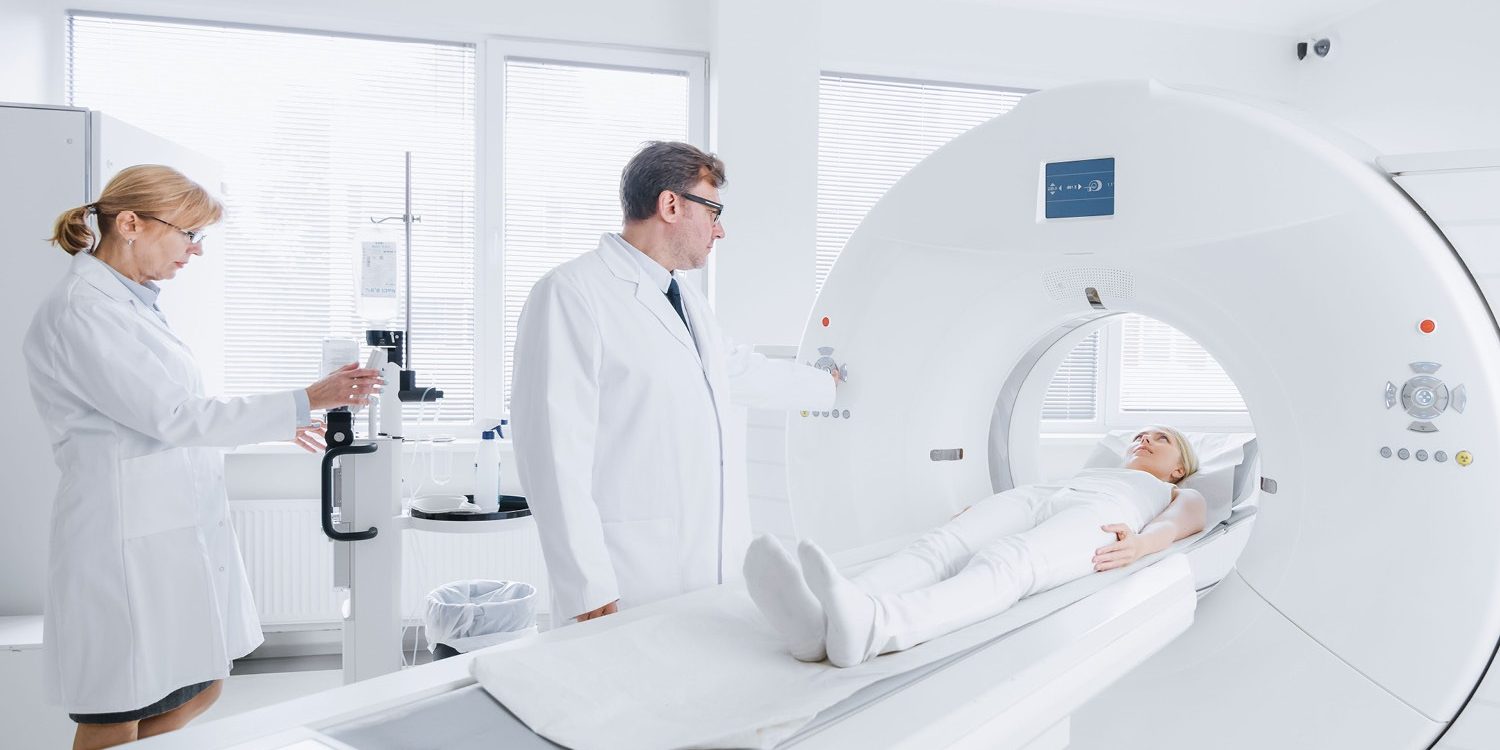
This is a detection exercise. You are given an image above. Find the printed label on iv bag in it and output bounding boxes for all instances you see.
[361,241,399,298]
[360,240,400,325]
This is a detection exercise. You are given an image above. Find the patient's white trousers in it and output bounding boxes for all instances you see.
[849,485,1150,657]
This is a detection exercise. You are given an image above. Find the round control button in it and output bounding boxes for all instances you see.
[832,410,841,419]
[1380,447,1392,458]
[1416,450,1429,461]
[1457,450,1473,466]
[1436,451,1449,463]
[842,410,850,419]
[1401,375,1450,420]
[1397,448,1410,460]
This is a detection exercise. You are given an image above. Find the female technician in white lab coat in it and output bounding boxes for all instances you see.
[24,165,382,750]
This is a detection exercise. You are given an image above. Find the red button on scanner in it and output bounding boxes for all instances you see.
[1419,319,1436,334]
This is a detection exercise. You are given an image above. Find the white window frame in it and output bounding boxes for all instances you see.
[479,38,708,417]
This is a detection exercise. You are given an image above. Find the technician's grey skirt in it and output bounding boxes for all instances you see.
[70,680,215,724]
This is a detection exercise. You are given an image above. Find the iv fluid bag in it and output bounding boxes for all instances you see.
[359,237,399,326]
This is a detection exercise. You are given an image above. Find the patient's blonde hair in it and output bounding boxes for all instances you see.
[1155,425,1198,483]
[50,165,223,255]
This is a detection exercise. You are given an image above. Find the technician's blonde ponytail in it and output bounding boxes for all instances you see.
[47,165,223,255]
[49,205,97,256]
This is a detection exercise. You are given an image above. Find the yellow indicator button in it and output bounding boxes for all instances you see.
[800,410,809,417]
[1457,450,1473,467]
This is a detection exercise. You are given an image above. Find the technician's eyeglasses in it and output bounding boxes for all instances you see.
[144,215,208,245]
[677,192,724,225]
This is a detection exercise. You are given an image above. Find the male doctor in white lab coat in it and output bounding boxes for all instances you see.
[512,141,837,624]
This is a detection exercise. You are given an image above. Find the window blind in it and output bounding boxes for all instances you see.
[816,75,1026,289]
[1042,331,1100,421]
[1118,314,1246,413]
[500,60,690,405]
[67,14,477,420]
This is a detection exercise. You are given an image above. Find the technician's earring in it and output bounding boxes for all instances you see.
[127,238,134,249]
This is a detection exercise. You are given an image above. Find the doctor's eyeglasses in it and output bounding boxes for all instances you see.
[677,192,724,225]
[143,215,208,245]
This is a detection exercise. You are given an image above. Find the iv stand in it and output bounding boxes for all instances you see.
[370,151,443,404]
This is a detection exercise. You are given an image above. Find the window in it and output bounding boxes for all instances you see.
[1116,315,1246,414]
[68,14,477,421]
[816,74,1028,290]
[485,40,706,408]
[1042,315,1249,431]
[1042,331,1101,421]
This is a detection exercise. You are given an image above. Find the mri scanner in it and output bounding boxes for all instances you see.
[142,81,1500,749]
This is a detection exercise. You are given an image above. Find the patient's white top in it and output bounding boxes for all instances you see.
[1058,467,1173,529]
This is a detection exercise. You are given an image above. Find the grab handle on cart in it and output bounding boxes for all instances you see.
[321,442,379,542]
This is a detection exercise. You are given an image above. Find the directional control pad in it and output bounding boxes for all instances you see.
[1401,375,1448,419]
[1386,362,1468,434]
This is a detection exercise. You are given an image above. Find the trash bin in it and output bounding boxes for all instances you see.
[424,579,538,660]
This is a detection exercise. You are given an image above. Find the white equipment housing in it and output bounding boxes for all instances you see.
[787,80,1500,748]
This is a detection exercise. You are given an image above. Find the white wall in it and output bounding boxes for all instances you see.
[710,0,821,344]
[820,0,1292,95]
[0,0,52,104]
[1287,0,1500,154]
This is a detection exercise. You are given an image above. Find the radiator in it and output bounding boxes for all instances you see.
[230,500,551,628]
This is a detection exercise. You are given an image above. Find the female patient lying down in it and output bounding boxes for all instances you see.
[745,426,1206,668]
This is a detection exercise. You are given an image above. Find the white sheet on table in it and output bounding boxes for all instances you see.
[470,549,1183,750]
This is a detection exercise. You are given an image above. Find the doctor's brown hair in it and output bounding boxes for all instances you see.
[50,164,224,255]
[620,141,727,222]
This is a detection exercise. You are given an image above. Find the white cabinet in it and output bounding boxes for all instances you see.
[1,103,222,616]
[0,103,85,617]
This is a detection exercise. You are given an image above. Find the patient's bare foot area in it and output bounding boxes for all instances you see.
[799,540,877,668]
[743,534,827,662]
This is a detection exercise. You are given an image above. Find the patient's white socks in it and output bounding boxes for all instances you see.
[799,540,878,668]
[743,535,827,662]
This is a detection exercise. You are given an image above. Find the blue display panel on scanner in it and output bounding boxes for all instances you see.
[1045,158,1115,218]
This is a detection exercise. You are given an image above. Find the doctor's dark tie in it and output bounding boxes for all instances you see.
[665,277,689,330]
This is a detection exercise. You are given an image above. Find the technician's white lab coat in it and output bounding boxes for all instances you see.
[22,253,299,714]
[512,233,834,622]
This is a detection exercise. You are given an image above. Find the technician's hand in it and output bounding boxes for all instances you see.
[293,420,326,454]
[1093,524,1148,572]
[574,600,619,623]
[306,362,384,411]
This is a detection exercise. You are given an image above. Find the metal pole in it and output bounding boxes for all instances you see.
[403,151,413,370]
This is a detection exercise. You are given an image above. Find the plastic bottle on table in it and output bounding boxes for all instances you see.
[474,430,500,513]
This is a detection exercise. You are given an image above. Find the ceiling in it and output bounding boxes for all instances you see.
[955,0,1391,34]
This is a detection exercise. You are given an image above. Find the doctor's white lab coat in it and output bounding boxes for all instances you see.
[512,233,834,622]
[23,253,299,714]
